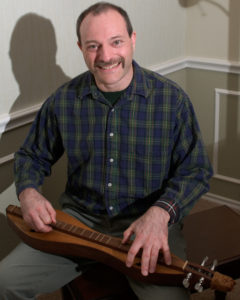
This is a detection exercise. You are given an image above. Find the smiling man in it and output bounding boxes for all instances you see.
[0,2,212,300]
[78,8,136,92]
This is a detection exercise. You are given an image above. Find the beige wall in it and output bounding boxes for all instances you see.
[185,0,240,62]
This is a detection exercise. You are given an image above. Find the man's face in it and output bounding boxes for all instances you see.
[78,9,136,92]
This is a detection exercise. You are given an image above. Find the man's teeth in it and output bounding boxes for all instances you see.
[101,62,119,70]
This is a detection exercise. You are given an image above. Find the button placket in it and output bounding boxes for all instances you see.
[105,107,118,214]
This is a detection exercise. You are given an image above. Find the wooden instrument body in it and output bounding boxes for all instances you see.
[6,205,236,292]
[6,206,184,286]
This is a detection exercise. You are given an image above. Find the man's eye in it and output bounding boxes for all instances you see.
[87,45,98,51]
[113,40,122,46]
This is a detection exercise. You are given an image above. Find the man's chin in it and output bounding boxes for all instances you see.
[94,70,122,83]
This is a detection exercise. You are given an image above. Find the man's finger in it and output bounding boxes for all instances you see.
[126,239,142,268]
[162,245,172,265]
[39,212,52,225]
[141,246,151,276]
[46,203,56,224]
[149,245,160,273]
[31,214,53,233]
[122,227,133,244]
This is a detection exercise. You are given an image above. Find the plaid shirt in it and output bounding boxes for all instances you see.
[14,61,212,223]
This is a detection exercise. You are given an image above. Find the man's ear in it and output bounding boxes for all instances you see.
[131,31,136,51]
[77,41,82,50]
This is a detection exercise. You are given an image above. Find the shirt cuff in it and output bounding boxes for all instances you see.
[153,199,180,224]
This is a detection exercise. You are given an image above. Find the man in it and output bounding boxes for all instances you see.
[0,2,212,299]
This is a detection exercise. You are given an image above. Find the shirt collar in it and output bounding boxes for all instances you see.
[127,60,150,100]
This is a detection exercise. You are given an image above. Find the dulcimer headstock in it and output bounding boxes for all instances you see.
[174,255,235,293]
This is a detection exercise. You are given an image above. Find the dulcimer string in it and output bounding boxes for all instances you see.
[53,219,212,280]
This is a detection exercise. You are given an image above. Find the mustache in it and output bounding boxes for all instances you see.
[94,58,124,68]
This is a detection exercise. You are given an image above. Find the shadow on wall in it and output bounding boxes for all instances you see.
[9,13,71,111]
[0,13,70,260]
[179,0,228,15]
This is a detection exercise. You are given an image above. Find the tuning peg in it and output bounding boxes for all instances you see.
[194,258,217,293]
[195,278,204,292]
[210,259,218,271]
[201,256,209,265]
[182,272,192,288]
[194,256,209,293]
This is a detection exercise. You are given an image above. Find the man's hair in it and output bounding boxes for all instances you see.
[76,1,133,45]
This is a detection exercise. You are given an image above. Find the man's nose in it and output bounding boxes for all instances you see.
[97,44,112,61]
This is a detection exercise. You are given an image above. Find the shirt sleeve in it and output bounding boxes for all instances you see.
[14,96,64,197]
[152,90,213,224]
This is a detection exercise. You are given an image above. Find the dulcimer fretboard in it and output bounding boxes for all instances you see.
[7,205,131,254]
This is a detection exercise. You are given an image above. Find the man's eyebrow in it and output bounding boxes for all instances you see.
[110,35,124,40]
[84,35,125,45]
[84,40,99,45]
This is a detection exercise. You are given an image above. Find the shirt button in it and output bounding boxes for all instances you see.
[109,158,114,163]
[109,206,114,211]
[111,108,115,112]
[109,132,114,137]
[108,183,112,187]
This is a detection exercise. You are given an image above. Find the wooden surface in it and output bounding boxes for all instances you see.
[183,205,240,268]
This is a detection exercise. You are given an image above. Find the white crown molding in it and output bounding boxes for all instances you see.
[151,56,240,75]
[0,113,10,135]
[0,153,14,166]
[186,57,240,74]
[0,103,42,135]
[0,104,42,167]
[150,57,188,75]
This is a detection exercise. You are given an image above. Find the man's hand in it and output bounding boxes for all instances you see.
[19,188,56,232]
[122,206,171,276]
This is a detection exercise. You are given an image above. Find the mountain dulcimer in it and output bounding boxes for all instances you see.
[6,205,235,293]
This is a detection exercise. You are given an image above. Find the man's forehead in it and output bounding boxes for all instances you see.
[80,9,127,36]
